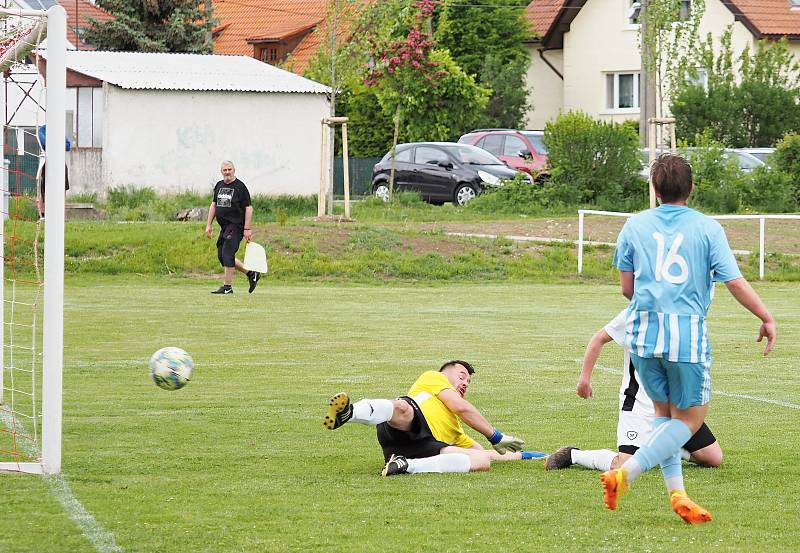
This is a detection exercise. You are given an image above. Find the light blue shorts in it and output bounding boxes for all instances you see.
[630,354,711,409]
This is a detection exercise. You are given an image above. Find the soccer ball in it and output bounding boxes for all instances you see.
[149,347,194,390]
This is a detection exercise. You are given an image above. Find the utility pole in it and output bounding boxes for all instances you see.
[326,0,338,217]
[639,0,656,147]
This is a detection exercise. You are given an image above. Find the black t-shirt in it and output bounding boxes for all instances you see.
[212,178,251,228]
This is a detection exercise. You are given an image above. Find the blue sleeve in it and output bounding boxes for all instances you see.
[613,223,635,271]
[708,222,742,282]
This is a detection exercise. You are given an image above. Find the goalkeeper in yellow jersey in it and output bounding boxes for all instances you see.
[324,360,546,476]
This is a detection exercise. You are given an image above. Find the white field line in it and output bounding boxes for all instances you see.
[446,232,754,254]
[584,360,800,410]
[0,410,123,553]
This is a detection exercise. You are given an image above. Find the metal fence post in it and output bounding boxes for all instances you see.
[577,210,584,274]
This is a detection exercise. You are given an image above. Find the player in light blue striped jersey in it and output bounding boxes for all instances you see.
[601,154,776,524]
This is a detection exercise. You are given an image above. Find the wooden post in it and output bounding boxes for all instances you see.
[342,122,350,219]
[648,118,656,208]
[318,118,326,217]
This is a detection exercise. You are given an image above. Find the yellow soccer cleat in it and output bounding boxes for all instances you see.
[600,468,629,510]
[323,392,352,430]
[671,491,712,524]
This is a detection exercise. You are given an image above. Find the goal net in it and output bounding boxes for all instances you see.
[0,4,66,475]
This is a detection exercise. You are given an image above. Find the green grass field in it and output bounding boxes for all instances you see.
[1,276,798,552]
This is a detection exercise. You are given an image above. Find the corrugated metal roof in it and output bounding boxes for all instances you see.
[45,50,330,93]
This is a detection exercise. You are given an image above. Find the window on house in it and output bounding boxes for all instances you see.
[687,68,708,91]
[260,48,268,62]
[269,48,278,62]
[791,0,800,7]
[606,72,640,110]
[627,1,641,25]
[679,0,691,20]
[75,87,102,148]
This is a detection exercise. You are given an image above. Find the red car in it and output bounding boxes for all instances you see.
[457,129,548,175]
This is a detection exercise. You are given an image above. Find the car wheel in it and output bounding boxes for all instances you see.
[453,184,477,206]
[373,183,390,202]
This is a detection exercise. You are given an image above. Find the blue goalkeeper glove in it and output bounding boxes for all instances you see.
[488,428,525,454]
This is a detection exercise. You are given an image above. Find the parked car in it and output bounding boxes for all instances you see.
[371,142,525,206]
[736,147,776,163]
[457,129,548,175]
[639,148,765,178]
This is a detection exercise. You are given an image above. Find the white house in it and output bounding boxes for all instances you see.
[524,0,800,129]
[39,50,330,196]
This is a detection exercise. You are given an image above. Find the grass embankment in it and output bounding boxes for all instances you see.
[6,217,800,282]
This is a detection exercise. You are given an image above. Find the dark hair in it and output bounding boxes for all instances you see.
[650,154,692,203]
[439,360,475,375]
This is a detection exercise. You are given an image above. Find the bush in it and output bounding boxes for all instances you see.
[467,175,566,215]
[740,165,797,213]
[772,132,800,203]
[685,132,744,213]
[543,111,642,206]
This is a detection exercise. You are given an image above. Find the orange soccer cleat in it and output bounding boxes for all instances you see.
[600,468,629,510]
[671,491,713,524]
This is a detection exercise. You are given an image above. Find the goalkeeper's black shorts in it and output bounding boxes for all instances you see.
[376,396,449,462]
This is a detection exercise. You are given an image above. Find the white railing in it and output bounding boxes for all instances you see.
[577,209,800,280]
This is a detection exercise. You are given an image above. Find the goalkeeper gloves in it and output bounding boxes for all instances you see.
[488,428,525,454]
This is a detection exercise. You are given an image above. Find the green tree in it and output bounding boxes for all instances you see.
[436,0,532,129]
[640,0,706,120]
[671,30,800,147]
[365,1,489,192]
[84,0,215,53]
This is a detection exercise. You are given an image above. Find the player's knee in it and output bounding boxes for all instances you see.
[470,456,491,472]
[391,399,412,418]
[693,445,723,468]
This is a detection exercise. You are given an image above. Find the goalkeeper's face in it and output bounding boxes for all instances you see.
[443,364,472,397]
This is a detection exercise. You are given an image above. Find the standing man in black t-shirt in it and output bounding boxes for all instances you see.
[204,160,261,294]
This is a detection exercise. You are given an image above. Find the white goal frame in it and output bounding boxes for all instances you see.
[0,5,66,475]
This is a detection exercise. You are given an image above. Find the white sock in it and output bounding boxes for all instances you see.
[407,454,471,474]
[350,399,394,425]
[680,448,690,461]
[571,449,616,471]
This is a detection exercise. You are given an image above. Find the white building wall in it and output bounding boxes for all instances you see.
[98,86,328,196]
[563,0,641,124]
[524,44,563,129]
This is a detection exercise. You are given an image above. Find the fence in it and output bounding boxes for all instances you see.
[333,156,380,197]
[577,209,800,280]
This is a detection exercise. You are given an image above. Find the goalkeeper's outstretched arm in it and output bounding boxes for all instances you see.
[437,389,524,454]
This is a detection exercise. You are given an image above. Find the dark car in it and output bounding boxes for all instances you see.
[457,129,548,175]
[371,142,524,206]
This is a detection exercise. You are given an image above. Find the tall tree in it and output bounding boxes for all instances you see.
[670,30,800,147]
[435,0,532,129]
[84,0,215,53]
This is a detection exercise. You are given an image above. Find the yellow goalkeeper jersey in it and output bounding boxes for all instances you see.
[407,371,476,449]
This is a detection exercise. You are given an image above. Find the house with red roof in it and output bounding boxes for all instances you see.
[524,0,800,130]
[212,0,368,75]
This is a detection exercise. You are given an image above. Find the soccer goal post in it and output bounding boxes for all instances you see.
[0,5,66,475]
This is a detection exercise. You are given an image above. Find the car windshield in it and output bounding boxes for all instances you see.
[522,132,547,154]
[442,144,503,165]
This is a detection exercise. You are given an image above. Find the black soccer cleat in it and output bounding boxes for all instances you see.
[247,271,261,294]
[211,285,233,295]
[323,392,353,430]
[545,446,578,470]
[381,454,410,477]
